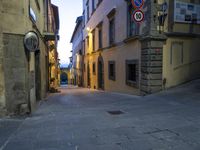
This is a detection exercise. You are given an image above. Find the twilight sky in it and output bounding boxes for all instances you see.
[51,0,83,68]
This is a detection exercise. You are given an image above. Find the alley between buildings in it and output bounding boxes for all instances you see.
[0,80,200,150]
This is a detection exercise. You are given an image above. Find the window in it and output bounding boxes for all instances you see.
[83,11,86,27]
[109,18,115,45]
[92,29,95,51]
[86,36,89,53]
[128,64,136,81]
[97,0,102,6]
[79,50,82,55]
[127,2,138,37]
[35,0,40,11]
[92,0,95,13]
[84,63,86,72]
[171,42,184,68]
[98,24,103,49]
[83,40,85,55]
[86,1,89,22]
[108,61,116,81]
[93,62,96,75]
[126,60,138,87]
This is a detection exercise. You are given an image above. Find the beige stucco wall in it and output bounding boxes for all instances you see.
[82,0,142,95]
[103,41,141,95]
[84,40,141,95]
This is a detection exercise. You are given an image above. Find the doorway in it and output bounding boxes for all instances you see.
[35,51,41,101]
[98,55,104,90]
[87,62,91,87]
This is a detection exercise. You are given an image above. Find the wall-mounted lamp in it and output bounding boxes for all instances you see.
[86,27,91,32]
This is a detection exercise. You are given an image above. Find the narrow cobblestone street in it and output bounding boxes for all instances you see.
[1,80,200,150]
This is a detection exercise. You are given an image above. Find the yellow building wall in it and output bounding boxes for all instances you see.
[162,0,200,88]
[163,38,200,88]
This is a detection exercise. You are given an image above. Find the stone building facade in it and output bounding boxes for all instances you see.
[47,4,60,91]
[70,16,84,87]
[80,0,200,95]
[0,0,59,116]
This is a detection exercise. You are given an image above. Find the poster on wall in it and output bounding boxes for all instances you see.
[174,0,200,24]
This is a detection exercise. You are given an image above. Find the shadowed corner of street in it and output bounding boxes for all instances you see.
[145,79,200,103]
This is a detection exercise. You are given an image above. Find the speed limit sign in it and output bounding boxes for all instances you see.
[133,10,144,23]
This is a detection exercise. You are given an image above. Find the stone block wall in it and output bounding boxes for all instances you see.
[140,39,164,95]
[3,33,29,114]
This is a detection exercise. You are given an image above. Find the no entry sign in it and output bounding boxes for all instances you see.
[133,10,144,23]
[131,0,144,8]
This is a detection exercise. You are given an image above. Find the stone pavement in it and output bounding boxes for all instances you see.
[0,80,200,150]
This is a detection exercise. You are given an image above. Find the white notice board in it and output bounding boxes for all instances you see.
[174,0,200,24]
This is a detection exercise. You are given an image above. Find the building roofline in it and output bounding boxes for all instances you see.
[70,16,83,43]
[51,4,60,32]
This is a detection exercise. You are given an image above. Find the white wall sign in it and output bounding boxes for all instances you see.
[174,0,200,24]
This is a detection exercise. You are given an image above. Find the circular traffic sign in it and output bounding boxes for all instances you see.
[131,0,144,8]
[132,10,144,23]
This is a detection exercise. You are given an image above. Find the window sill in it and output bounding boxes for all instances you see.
[109,77,116,81]
[108,43,116,48]
[124,35,139,43]
[126,80,138,88]
[97,48,103,51]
